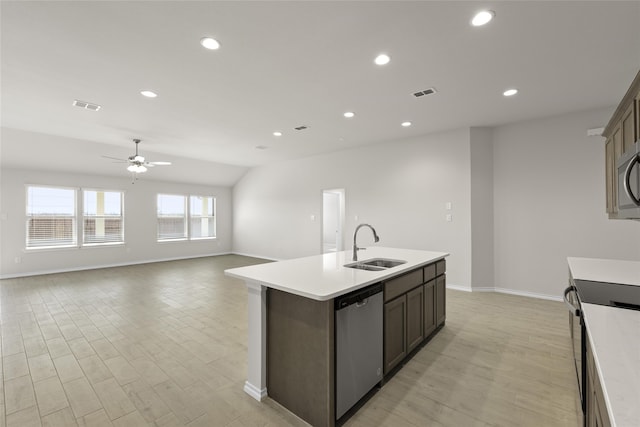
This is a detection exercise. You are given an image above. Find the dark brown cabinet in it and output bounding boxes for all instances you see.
[621,102,636,155]
[406,285,424,353]
[605,136,616,214]
[423,280,436,337]
[383,294,407,374]
[585,333,611,427]
[435,274,446,327]
[383,259,446,376]
[602,69,640,218]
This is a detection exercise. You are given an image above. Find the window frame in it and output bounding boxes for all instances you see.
[189,195,217,240]
[25,184,79,250]
[157,193,188,242]
[82,188,125,246]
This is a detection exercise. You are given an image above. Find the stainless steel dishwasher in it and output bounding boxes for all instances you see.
[335,283,383,420]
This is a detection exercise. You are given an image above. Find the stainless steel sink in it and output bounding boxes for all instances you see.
[344,258,407,271]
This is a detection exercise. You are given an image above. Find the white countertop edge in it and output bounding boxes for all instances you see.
[227,256,447,301]
[225,247,449,301]
[567,257,640,286]
[580,303,640,427]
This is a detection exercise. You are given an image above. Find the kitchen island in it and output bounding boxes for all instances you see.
[567,257,640,427]
[225,247,448,426]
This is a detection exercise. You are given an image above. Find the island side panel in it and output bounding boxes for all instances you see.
[267,288,335,427]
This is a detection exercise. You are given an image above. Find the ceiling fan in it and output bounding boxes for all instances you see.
[103,139,171,175]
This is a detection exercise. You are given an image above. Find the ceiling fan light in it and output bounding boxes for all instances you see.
[138,165,147,173]
[134,155,145,162]
[127,164,137,172]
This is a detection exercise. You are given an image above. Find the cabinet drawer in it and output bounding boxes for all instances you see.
[436,259,446,276]
[384,269,422,302]
[423,263,436,283]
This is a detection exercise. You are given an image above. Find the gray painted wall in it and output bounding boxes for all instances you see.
[232,107,640,298]
[493,107,640,297]
[232,128,474,289]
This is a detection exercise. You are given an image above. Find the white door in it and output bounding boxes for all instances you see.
[322,189,344,253]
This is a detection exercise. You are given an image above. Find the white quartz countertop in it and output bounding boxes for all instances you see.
[568,257,640,286]
[581,303,640,427]
[225,247,449,301]
[568,257,640,427]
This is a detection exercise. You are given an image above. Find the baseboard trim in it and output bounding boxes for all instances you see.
[0,252,233,279]
[459,285,562,302]
[446,284,472,292]
[493,287,562,302]
[231,252,281,262]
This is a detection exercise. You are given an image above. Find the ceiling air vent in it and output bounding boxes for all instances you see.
[294,125,308,131]
[413,87,437,98]
[73,99,101,111]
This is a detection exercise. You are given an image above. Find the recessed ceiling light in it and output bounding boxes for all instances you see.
[374,54,391,66]
[471,10,495,26]
[273,131,282,137]
[200,37,221,50]
[401,121,412,127]
[343,112,355,118]
[140,90,157,98]
[503,88,518,97]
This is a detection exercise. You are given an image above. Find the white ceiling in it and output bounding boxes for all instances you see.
[2,1,639,180]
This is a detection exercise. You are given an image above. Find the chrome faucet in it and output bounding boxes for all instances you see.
[352,223,380,261]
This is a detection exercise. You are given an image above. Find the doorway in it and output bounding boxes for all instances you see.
[322,189,345,253]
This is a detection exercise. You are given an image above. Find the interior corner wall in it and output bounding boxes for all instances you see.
[493,107,640,298]
[232,128,474,289]
[0,168,233,278]
[469,127,495,290]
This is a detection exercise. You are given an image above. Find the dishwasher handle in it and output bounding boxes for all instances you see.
[355,298,369,308]
[335,283,383,310]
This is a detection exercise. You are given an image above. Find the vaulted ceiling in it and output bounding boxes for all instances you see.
[2,1,639,183]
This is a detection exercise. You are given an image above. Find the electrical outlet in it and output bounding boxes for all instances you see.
[445,202,452,210]
[446,214,452,222]
[310,214,316,221]
[14,257,21,264]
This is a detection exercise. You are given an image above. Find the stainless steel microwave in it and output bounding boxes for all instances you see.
[616,140,640,218]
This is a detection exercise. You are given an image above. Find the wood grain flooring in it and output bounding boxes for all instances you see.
[1,255,580,426]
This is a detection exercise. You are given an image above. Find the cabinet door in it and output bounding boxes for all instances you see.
[621,102,636,155]
[384,295,406,374]
[605,137,616,214]
[406,286,424,353]
[636,93,640,143]
[435,275,446,326]
[424,280,436,337]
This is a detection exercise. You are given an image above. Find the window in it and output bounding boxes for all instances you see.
[26,186,77,248]
[157,194,216,241]
[157,194,187,240]
[190,195,216,239]
[83,190,124,245]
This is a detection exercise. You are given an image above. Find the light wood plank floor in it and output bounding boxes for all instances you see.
[1,255,580,426]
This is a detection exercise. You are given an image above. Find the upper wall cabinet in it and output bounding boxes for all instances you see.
[602,70,640,219]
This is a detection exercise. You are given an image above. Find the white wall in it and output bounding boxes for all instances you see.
[493,107,640,298]
[233,128,474,289]
[0,168,233,278]
[470,127,495,290]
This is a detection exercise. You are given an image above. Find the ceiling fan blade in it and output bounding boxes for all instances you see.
[102,155,127,162]
[148,161,172,166]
